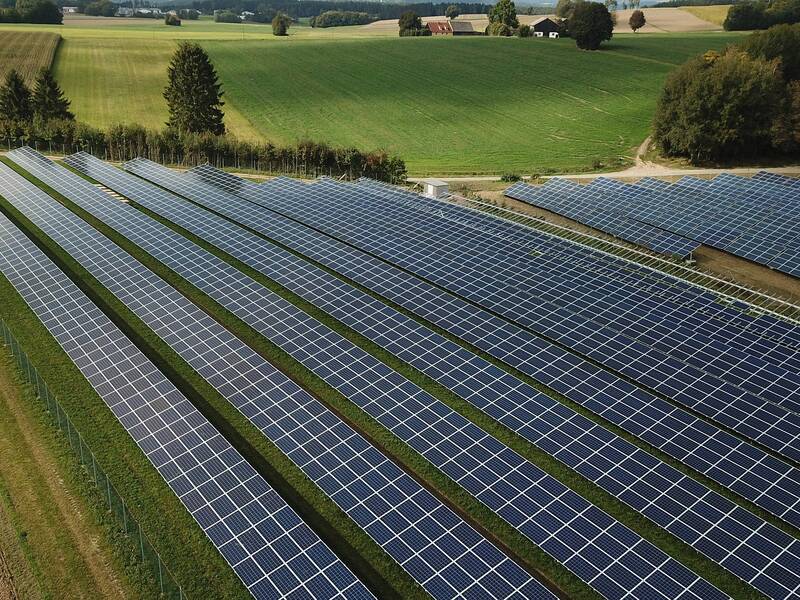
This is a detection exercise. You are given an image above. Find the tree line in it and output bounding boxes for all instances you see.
[310,10,376,27]
[724,0,800,30]
[191,0,492,20]
[654,23,800,162]
[0,0,61,23]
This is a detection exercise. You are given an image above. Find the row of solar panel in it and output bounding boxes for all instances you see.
[241,173,800,465]
[81,153,800,600]
[506,173,800,277]
[1,149,556,600]
[6,148,800,591]
[0,175,372,600]
[6,146,724,600]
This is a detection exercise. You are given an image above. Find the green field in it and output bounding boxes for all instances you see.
[0,17,742,174]
[205,34,742,174]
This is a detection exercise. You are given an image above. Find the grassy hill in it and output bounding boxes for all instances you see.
[205,34,742,175]
[0,17,742,175]
[682,5,732,26]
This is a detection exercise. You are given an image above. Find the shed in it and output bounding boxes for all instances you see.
[531,17,560,36]
[427,21,453,35]
[421,179,449,199]
[450,20,483,35]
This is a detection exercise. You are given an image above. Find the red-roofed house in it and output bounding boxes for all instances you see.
[427,21,453,35]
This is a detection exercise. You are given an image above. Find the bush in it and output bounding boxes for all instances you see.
[487,21,512,35]
[653,50,793,161]
[500,173,521,182]
[165,13,181,26]
[516,23,530,36]
[214,10,240,23]
[569,1,614,49]
[272,12,291,35]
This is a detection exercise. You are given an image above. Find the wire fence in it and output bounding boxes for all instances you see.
[0,318,185,599]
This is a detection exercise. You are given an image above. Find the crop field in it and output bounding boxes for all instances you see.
[0,31,60,83]
[205,33,742,174]
[682,5,732,26]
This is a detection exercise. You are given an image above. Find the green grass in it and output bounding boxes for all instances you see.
[204,33,743,175]
[0,31,60,83]
[682,5,732,27]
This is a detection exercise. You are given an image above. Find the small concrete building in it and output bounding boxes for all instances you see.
[531,17,560,37]
[427,21,453,35]
[421,179,449,199]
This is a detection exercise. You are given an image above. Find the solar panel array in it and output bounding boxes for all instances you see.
[20,149,729,600]
[173,163,800,530]
[0,185,371,600]
[506,174,800,277]
[504,179,700,258]
[190,169,800,467]
[111,157,800,599]
[3,149,553,600]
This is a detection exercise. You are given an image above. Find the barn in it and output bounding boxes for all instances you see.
[450,20,483,35]
[531,17,560,36]
[427,21,453,35]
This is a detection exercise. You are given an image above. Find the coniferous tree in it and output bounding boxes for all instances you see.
[163,42,225,135]
[0,69,32,122]
[31,68,74,121]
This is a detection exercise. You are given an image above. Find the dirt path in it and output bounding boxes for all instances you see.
[0,357,128,600]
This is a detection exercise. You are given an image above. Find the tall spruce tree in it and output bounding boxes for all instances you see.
[31,68,74,121]
[0,69,32,122]
[163,42,225,135]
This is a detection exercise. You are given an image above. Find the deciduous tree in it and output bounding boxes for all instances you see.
[569,1,614,49]
[488,0,518,28]
[272,13,290,35]
[445,4,459,19]
[629,9,645,31]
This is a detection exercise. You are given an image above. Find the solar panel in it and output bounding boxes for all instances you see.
[505,180,700,258]
[26,149,730,600]
[2,150,552,600]
[507,174,800,277]
[160,166,800,467]
[0,207,371,600]
[98,157,800,598]
[128,159,800,530]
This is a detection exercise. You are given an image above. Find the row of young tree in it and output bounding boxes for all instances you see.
[724,0,800,30]
[0,0,61,23]
[654,23,800,162]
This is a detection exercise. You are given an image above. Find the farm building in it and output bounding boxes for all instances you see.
[427,21,453,35]
[531,17,560,36]
[450,20,483,35]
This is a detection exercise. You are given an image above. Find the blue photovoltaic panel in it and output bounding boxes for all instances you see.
[23,149,726,600]
[505,180,700,258]
[3,150,553,600]
[185,163,800,530]
[0,209,371,600]
[166,167,800,467]
[109,157,800,599]
[506,174,800,277]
